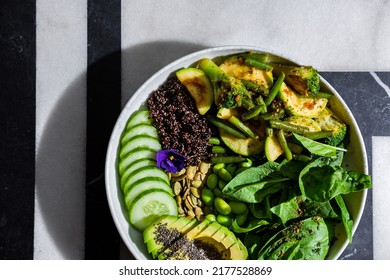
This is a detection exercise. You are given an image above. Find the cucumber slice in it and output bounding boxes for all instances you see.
[126,110,151,129]
[119,135,161,159]
[118,147,157,175]
[120,124,159,146]
[120,158,157,187]
[124,177,172,209]
[129,190,178,231]
[122,166,169,192]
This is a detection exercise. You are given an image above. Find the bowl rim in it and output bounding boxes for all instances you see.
[105,45,368,260]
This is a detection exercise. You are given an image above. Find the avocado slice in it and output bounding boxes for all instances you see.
[147,216,247,260]
[219,56,273,88]
[144,216,197,258]
[265,134,283,162]
[284,116,321,132]
[279,82,327,117]
[176,68,214,115]
[219,127,264,156]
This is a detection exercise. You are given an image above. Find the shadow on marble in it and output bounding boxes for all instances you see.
[35,40,209,259]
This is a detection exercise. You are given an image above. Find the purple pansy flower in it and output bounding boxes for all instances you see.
[156,149,187,173]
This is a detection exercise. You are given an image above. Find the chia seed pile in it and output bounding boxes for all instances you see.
[147,77,213,166]
[154,223,222,260]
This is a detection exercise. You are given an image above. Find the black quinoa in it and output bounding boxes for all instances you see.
[147,77,213,166]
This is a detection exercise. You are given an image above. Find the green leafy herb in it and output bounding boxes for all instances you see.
[293,133,347,157]
[222,162,291,203]
[257,217,330,260]
[335,195,353,244]
[299,159,372,202]
[231,218,269,233]
[270,195,339,225]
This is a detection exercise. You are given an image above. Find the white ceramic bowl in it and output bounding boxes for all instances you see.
[105,46,368,260]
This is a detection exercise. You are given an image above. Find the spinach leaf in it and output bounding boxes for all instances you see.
[270,195,339,225]
[225,178,290,203]
[299,161,372,202]
[335,195,353,244]
[279,159,308,181]
[222,162,290,203]
[231,218,269,233]
[257,217,330,260]
[293,133,347,157]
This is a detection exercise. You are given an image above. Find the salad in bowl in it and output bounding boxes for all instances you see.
[105,46,372,260]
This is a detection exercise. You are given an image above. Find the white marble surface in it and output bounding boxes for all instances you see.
[34,0,390,259]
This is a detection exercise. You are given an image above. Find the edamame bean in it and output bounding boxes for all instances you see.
[225,163,237,175]
[235,210,249,226]
[213,188,222,197]
[218,180,226,191]
[240,158,253,168]
[212,163,225,174]
[205,214,216,222]
[206,173,218,190]
[214,197,231,215]
[217,214,232,227]
[218,168,233,182]
[201,188,214,207]
[229,201,248,215]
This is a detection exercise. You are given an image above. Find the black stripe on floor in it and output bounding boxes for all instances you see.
[86,0,122,259]
[0,0,36,260]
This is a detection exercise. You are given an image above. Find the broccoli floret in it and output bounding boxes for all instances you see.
[326,124,347,147]
[197,58,254,109]
[270,64,320,96]
[314,108,347,146]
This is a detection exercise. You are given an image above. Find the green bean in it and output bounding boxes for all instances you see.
[269,119,310,134]
[206,173,219,190]
[217,214,232,227]
[201,188,214,207]
[212,145,230,154]
[262,108,285,120]
[303,130,334,140]
[243,57,273,70]
[207,115,247,139]
[241,102,267,121]
[293,154,313,162]
[229,201,248,215]
[218,168,233,182]
[211,156,246,164]
[276,129,293,161]
[265,72,285,106]
[238,52,269,63]
[241,79,269,95]
[228,115,258,139]
[214,197,231,215]
[240,158,252,168]
[208,137,221,145]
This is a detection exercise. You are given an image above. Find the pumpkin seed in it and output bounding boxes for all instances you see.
[190,187,201,198]
[173,181,182,195]
[191,180,203,188]
[184,198,193,211]
[187,210,195,219]
[200,162,211,174]
[191,194,198,206]
[186,166,197,180]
